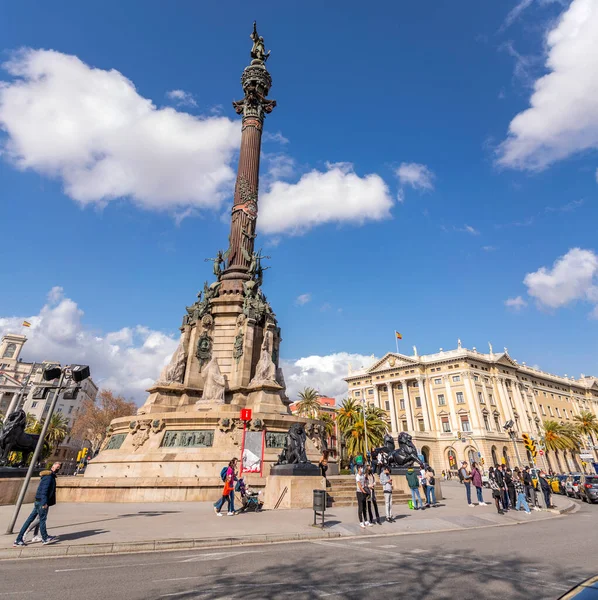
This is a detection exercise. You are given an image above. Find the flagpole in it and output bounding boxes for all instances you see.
[395,332,399,354]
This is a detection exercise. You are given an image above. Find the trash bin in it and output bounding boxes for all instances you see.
[313,489,326,512]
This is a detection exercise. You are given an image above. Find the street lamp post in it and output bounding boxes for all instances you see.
[361,398,369,465]
[5,363,90,535]
[503,420,523,467]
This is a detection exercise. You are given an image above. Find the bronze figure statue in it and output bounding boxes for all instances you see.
[276,423,308,465]
[0,409,39,467]
[371,432,423,472]
[250,21,270,62]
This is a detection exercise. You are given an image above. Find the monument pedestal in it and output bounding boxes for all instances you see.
[263,474,325,510]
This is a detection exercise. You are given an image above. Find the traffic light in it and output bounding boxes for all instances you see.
[522,433,537,461]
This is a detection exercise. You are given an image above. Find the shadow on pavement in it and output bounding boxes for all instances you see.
[53,529,109,542]
[151,545,594,600]
[51,510,181,530]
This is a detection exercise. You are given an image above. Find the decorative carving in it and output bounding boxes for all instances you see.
[196,332,213,367]
[388,356,396,367]
[233,331,244,364]
[185,281,220,326]
[0,409,38,466]
[265,431,287,448]
[276,366,286,388]
[236,313,246,327]
[131,420,152,450]
[155,335,186,386]
[205,250,225,279]
[104,433,127,450]
[200,357,225,403]
[218,418,234,433]
[306,422,327,452]
[248,418,263,431]
[151,419,165,434]
[161,430,214,448]
[250,21,270,62]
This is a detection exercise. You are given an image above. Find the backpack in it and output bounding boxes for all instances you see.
[220,466,228,482]
[458,468,465,483]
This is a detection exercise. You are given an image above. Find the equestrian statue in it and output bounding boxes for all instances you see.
[0,409,39,467]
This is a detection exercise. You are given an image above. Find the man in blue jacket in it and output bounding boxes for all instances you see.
[13,462,61,547]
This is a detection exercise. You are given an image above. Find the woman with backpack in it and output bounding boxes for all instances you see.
[425,466,437,507]
[214,458,238,516]
[488,467,505,515]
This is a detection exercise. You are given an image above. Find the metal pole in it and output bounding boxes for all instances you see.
[362,399,369,465]
[510,430,523,466]
[5,369,66,535]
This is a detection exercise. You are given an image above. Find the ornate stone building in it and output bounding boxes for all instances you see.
[345,343,598,473]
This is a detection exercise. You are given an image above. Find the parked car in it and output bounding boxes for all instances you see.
[552,474,568,495]
[565,474,582,498]
[579,475,598,504]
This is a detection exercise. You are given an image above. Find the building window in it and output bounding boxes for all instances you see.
[355,391,360,397]
[434,378,441,384]
[461,416,471,432]
[399,399,405,410]
[415,396,421,408]
[483,415,491,432]
[474,375,479,381]
[478,391,485,404]
[489,393,495,405]
[441,416,451,432]
[68,406,74,414]
[368,389,374,395]
[494,416,501,431]
[418,419,425,432]
[3,343,17,359]
[57,406,63,413]
[452,375,461,383]
[456,392,464,404]
[548,406,554,417]
[32,401,38,408]
[563,408,568,419]
[438,394,446,406]
[556,407,561,417]
[401,420,408,432]
[540,404,545,415]
[385,401,390,411]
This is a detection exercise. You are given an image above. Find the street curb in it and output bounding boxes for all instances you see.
[0,530,343,560]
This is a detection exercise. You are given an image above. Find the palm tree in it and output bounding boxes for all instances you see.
[344,412,387,458]
[294,387,321,419]
[573,411,598,446]
[319,412,336,439]
[44,413,70,452]
[336,398,360,434]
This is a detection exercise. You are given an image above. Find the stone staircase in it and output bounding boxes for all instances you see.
[325,475,411,507]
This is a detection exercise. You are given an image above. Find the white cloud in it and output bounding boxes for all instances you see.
[505,296,528,310]
[0,49,240,212]
[165,89,197,108]
[262,152,296,181]
[595,167,598,183]
[461,225,480,236]
[262,131,289,145]
[497,0,598,170]
[396,162,435,191]
[523,248,598,312]
[295,293,311,306]
[259,162,393,235]
[0,288,177,403]
[281,352,377,403]
[482,245,497,252]
[500,0,534,31]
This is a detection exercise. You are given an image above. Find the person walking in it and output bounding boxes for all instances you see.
[355,465,371,527]
[379,465,394,522]
[406,467,424,510]
[365,466,381,525]
[459,461,474,507]
[539,471,554,509]
[488,467,504,515]
[522,466,540,511]
[514,472,531,514]
[349,456,355,475]
[214,458,238,516]
[13,462,61,547]
[419,466,429,508]
[425,465,437,507]
[470,462,487,505]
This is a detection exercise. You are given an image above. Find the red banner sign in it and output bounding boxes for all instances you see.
[240,408,252,421]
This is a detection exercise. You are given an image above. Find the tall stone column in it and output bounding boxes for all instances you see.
[442,376,459,432]
[401,380,414,432]
[416,376,432,431]
[372,385,381,410]
[426,378,439,432]
[512,381,529,427]
[462,372,482,432]
[387,383,399,435]
[222,57,276,288]
[494,376,514,424]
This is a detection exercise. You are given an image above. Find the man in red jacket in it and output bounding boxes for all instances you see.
[13,462,61,547]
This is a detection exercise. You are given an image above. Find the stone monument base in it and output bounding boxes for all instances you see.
[269,463,321,477]
[263,474,325,510]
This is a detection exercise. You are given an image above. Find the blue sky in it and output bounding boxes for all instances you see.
[1,0,597,402]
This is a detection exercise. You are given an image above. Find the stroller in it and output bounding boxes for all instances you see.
[235,478,263,512]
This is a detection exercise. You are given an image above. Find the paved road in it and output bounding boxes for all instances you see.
[0,499,595,600]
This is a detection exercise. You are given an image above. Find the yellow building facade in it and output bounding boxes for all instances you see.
[344,344,598,474]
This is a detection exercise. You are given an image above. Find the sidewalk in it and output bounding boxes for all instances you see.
[0,481,574,559]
